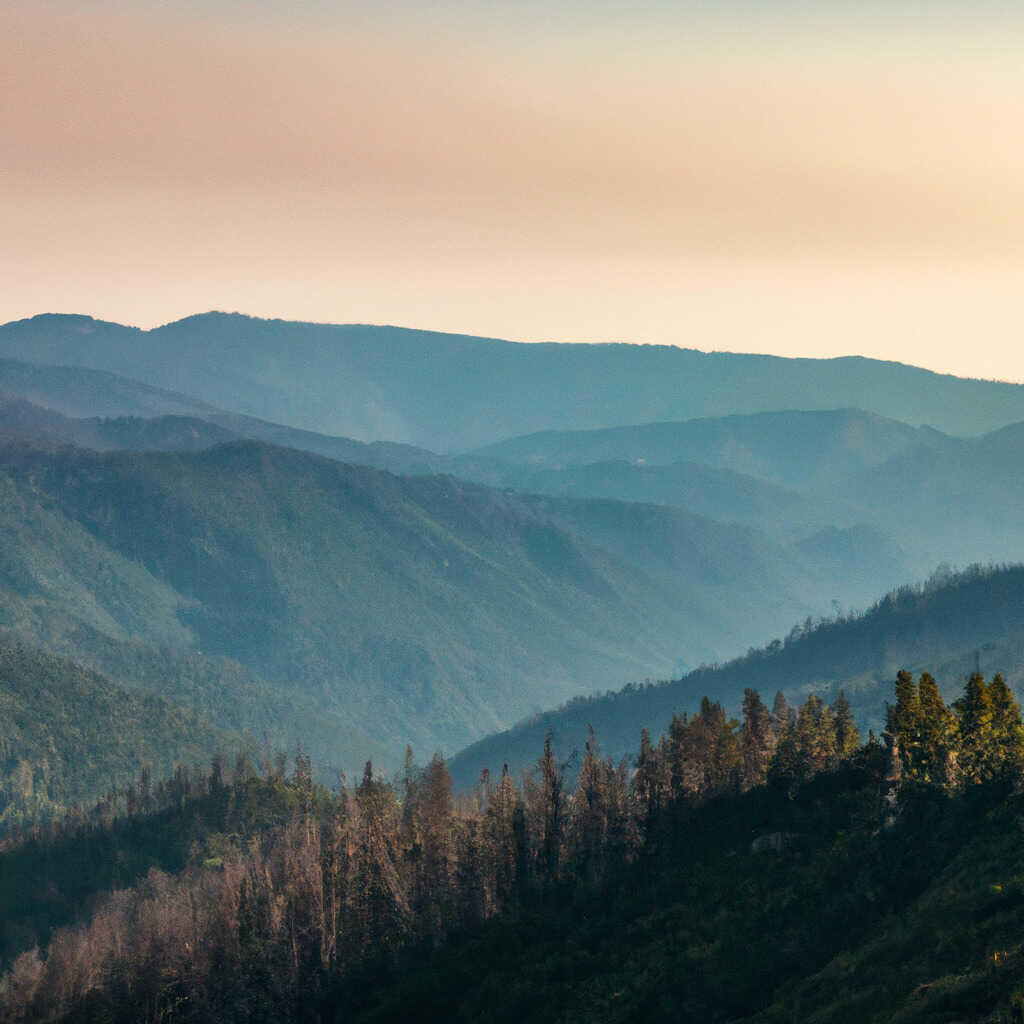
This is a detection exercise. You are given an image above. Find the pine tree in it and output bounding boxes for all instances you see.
[320,774,349,970]
[481,765,522,913]
[741,688,775,788]
[987,674,1024,777]
[570,728,608,884]
[887,670,922,774]
[631,727,662,847]
[773,690,795,729]
[832,690,861,761]
[403,753,455,948]
[795,695,837,778]
[916,673,957,784]
[955,673,996,785]
[352,761,407,963]
[526,731,564,888]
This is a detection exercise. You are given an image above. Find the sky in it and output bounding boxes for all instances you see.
[3,0,1024,382]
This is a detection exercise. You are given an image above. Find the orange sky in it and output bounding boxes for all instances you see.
[3,2,1024,381]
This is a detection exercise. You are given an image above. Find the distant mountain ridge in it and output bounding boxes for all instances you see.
[465,409,1024,570]
[3,312,1024,447]
[471,408,944,487]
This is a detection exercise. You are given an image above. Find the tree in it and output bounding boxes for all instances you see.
[741,688,775,788]
[570,728,609,884]
[481,765,522,913]
[772,691,795,733]
[955,674,996,785]
[832,690,861,761]
[351,761,407,963]
[525,732,565,888]
[987,674,1024,777]
[402,753,456,948]
[631,727,662,848]
[915,673,957,784]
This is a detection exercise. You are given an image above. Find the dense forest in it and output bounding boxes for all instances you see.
[0,641,243,834]
[4,668,1024,1022]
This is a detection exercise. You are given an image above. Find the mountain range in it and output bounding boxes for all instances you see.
[5,312,1024,448]
[0,432,881,811]
[3,310,1024,825]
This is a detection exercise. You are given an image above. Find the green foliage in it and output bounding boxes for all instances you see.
[5,671,1024,1023]
[0,436,863,783]
[0,640,237,834]
[449,563,1024,789]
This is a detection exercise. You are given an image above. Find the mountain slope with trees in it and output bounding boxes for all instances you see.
[472,408,944,487]
[469,408,1024,571]
[0,641,239,834]
[449,564,1024,788]
[0,437,867,774]
[0,354,217,421]
[5,670,1024,1022]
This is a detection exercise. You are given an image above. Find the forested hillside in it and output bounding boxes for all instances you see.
[449,565,1024,788]
[0,383,441,476]
[4,669,1024,1022]
[5,313,1024,447]
[473,408,938,485]
[469,409,1024,577]
[0,355,216,420]
[0,642,239,833]
[0,395,237,452]
[0,437,865,777]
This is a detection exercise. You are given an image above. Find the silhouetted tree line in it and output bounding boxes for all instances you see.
[1,671,1022,1023]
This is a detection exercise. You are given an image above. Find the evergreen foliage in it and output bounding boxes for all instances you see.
[5,668,1024,1022]
[0,641,239,834]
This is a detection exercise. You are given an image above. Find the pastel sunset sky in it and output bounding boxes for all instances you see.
[3,1,1024,381]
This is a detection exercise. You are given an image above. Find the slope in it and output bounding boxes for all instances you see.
[470,408,1024,571]
[839,421,1024,567]
[473,408,945,489]
[0,354,216,420]
[0,641,237,833]
[346,774,1024,1024]
[0,438,855,771]
[449,564,1024,788]
[3,313,1024,447]
[0,394,237,451]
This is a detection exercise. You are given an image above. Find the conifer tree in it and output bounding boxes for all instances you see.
[987,674,1024,777]
[832,690,861,761]
[570,728,609,884]
[741,688,775,788]
[481,765,522,913]
[631,727,662,846]
[916,673,957,784]
[772,690,795,733]
[525,731,565,888]
[321,774,349,969]
[403,753,455,947]
[887,670,922,773]
[954,673,995,784]
[352,761,407,962]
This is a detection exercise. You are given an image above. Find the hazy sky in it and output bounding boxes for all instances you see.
[3,1,1024,381]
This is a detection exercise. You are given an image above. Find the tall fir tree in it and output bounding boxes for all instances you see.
[955,673,996,785]
[741,688,776,788]
[987,674,1024,777]
[916,673,958,784]
[832,690,861,761]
